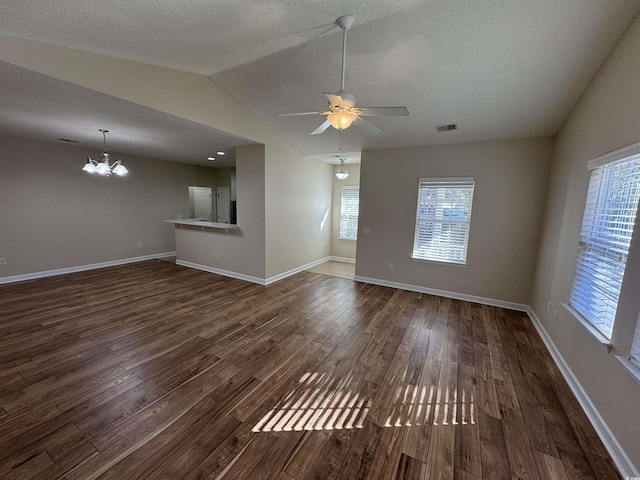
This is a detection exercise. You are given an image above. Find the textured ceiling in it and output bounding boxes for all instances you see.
[0,1,639,163]
[0,61,253,167]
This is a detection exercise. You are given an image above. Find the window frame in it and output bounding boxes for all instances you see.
[339,185,359,241]
[411,177,475,265]
[568,148,640,342]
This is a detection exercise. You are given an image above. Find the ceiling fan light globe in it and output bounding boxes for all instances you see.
[328,111,356,130]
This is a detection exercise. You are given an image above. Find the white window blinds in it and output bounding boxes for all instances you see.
[569,153,640,339]
[412,178,474,264]
[339,186,359,240]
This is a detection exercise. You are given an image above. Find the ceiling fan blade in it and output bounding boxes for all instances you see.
[275,111,324,117]
[323,92,344,107]
[311,120,332,135]
[358,106,410,116]
[354,117,382,135]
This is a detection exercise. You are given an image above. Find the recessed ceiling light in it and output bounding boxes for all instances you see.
[207,157,215,161]
[216,151,225,156]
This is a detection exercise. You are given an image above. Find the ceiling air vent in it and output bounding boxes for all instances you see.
[58,138,79,143]
[436,123,458,133]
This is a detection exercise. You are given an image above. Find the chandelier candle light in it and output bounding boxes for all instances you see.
[82,129,128,176]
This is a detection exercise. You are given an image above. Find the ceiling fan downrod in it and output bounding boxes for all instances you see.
[336,16,354,91]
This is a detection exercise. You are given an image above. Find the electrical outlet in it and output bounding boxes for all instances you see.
[308,248,311,255]
[214,252,219,259]
[388,263,393,271]
[0,258,6,266]
[137,242,142,249]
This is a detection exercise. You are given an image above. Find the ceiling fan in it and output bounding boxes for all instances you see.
[276,15,409,136]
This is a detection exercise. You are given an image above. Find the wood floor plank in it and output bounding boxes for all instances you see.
[0,451,52,480]
[478,413,510,479]
[0,260,621,479]
[335,420,383,480]
[0,423,83,475]
[534,451,569,480]
[242,430,307,480]
[499,405,541,480]
[454,363,481,478]
[395,453,427,479]
[425,424,455,480]
[283,430,334,479]
[158,414,241,478]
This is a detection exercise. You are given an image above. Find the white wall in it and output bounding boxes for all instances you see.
[356,138,553,305]
[0,133,216,278]
[331,164,360,260]
[531,14,640,472]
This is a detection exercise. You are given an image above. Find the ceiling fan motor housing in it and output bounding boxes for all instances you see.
[336,16,354,30]
[333,89,356,108]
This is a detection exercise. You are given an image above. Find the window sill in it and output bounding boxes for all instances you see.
[411,256,468,267]
[615,356,640,384]
[338,238,357,242]
[562,302,612,352]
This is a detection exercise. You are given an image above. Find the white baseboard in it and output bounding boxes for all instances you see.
[526,307,639,477]
[0,252,176,285]
[329,256,356,264]
[353,275,529,312]
[265,256,332,285]
[176,256,334,286]
[176,260,267,285]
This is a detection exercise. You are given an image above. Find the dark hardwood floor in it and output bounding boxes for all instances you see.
[0,260,620,479]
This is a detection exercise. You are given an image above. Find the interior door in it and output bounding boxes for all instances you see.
[193,187,212,221]
[217,186,230,223]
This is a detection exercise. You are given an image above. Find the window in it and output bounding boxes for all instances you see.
[632,320,640,366]
[569,153,640,340]
[339,186,359,240]
[412,178,474,264]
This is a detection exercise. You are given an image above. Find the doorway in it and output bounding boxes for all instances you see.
[217,186,230,223]
[193,187,213,221]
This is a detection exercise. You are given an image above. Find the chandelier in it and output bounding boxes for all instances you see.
[335,132,350,179]
[336,158,349,179]
[82,129,128,176]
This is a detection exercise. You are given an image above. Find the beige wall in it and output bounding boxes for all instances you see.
[176,145,266,280]
[0,133,216,278]
[331,164,360,260]
[0,35,333,281]
[356,138,553,305]
[532,14,640,470]
[265,148,333,279]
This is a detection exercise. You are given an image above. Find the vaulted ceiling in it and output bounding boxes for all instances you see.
[1,1,639,164]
